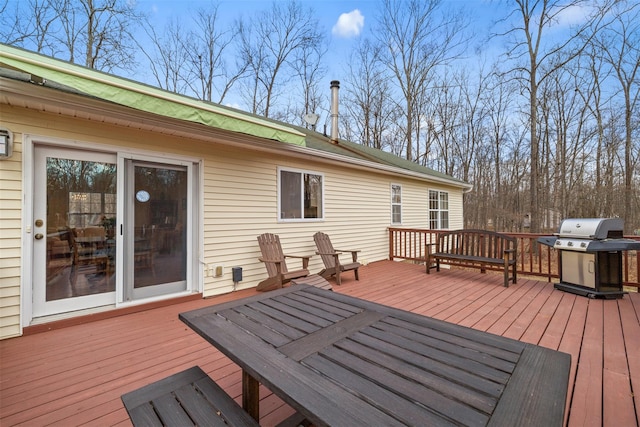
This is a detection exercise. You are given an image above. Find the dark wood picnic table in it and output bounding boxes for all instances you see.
[179,285,570,426]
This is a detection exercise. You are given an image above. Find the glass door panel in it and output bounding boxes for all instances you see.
[33,147,117,316]
[126,161,188,300]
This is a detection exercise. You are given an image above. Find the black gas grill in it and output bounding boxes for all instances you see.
[538,218,640,299]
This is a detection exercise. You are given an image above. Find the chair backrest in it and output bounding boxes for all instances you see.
[314,232,336,268]
[257,233,289,277]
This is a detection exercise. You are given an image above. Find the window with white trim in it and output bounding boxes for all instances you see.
[429,190,449,229]
[391,184,402,224]
[279,167,323,220]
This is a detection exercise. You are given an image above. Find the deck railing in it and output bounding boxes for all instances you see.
[388,227,640,290]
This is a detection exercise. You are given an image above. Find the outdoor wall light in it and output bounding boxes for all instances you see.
[0,128,13,159]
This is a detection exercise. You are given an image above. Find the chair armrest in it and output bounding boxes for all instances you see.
[258,257,284,276]
[258,257,285,264]
[425,243,436,254]
[503,248,516,256]
[284,254,311,269]
[283,254,312,260]
[315,251,340,256]
[335,249,359,262]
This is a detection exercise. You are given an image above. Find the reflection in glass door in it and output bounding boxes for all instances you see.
[33,147,117,317]
[125,161,188,300]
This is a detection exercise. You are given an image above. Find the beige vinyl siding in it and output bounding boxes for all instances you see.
[447,189,465,229]
[0,103,466,338]
[200,151,464,296]
[0,129,23,339]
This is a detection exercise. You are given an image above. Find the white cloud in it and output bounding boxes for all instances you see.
[556,4,592,26]
[332,9,364,38]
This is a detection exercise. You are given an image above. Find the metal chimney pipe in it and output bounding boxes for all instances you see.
[330,80,340,143]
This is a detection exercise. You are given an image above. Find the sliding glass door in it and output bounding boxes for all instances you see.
[32,145,197,318]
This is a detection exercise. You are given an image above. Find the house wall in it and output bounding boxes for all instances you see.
[0,123,23,339]
[0,104,464,339]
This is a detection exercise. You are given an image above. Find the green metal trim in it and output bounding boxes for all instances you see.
[0,45,306,146]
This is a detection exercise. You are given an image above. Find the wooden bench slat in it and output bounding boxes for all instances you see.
[192,377,258,427]
[128,402,165,427]
[121,366,259,427]
[433,253,515,265]
[153,392,201,426]
[173,382,228,427]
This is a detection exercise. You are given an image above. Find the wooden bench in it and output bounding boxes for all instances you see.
[121,366,259,426]
[426,229,517,287]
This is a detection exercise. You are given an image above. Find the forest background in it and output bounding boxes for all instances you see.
[2,0,638,234]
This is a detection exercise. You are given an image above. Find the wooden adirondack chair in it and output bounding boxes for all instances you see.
[313,232,361,285]
[256,233,311,291]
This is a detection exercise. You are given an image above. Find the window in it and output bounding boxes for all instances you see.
[391,184,402,224]
[279,168,323,220]
[68,191,116,228]
[429,190,449,229]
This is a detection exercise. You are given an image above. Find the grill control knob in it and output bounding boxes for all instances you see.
[567,241,573,247]
[580,242,587,248]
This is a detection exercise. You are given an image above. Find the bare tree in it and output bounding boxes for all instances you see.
[485,68,517,231]
[183,4,244,103]
[496,0,611,232]
[1,0,65,55]
[236,0,324,118]
[375,0,468,161]
[1,0,142,73]
[342,39,398,150]
[64,0,142,72]
[593,1,640,233]
[428,75,463,176]
[142,18,190,94]
[289,38,328,127]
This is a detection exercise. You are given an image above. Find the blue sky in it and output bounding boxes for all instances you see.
[132,0,596,111]
[134,0,494,104]
[137,0,383,81]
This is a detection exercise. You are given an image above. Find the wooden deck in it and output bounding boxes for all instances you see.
[1,260,639,426]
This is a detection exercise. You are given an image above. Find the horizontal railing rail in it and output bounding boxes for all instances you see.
[388,227,639,290]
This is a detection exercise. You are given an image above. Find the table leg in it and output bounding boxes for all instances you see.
[242,369,260,421]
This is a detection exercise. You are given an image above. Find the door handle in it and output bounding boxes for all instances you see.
[35,233,44,240]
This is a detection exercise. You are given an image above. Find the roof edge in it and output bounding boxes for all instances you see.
[0,44,306,145]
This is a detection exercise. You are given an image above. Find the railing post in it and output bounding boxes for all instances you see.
[388,228,394,261]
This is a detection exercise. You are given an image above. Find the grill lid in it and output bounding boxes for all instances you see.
[557,218,623,240]
[538,217,640,252]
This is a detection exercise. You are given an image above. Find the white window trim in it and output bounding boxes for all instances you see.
[429,189,450,230]
[391,183,402,225]
[277,166,325,222]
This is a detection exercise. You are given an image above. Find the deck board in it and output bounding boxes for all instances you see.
[569,300,604,426]
[603,300,637,426]
[620,296,640,423]
[1,260,639,426]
